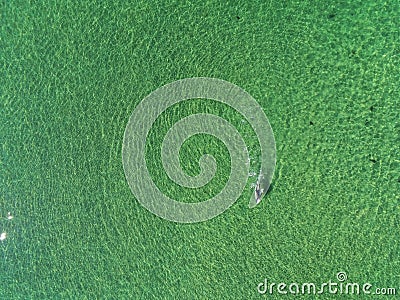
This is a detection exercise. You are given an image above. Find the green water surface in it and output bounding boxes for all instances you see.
[1,0,399,299]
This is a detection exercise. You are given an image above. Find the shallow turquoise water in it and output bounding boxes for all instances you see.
[1,0,399,298]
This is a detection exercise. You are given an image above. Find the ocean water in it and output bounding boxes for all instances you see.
[1,0,399,298]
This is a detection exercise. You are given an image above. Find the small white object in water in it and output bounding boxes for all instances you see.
[254,182,263,204]
[0,232,6,241]
[254,170,265,205]
[7,212,13,220]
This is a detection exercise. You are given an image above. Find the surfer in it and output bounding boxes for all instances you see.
[254,181,263,204]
